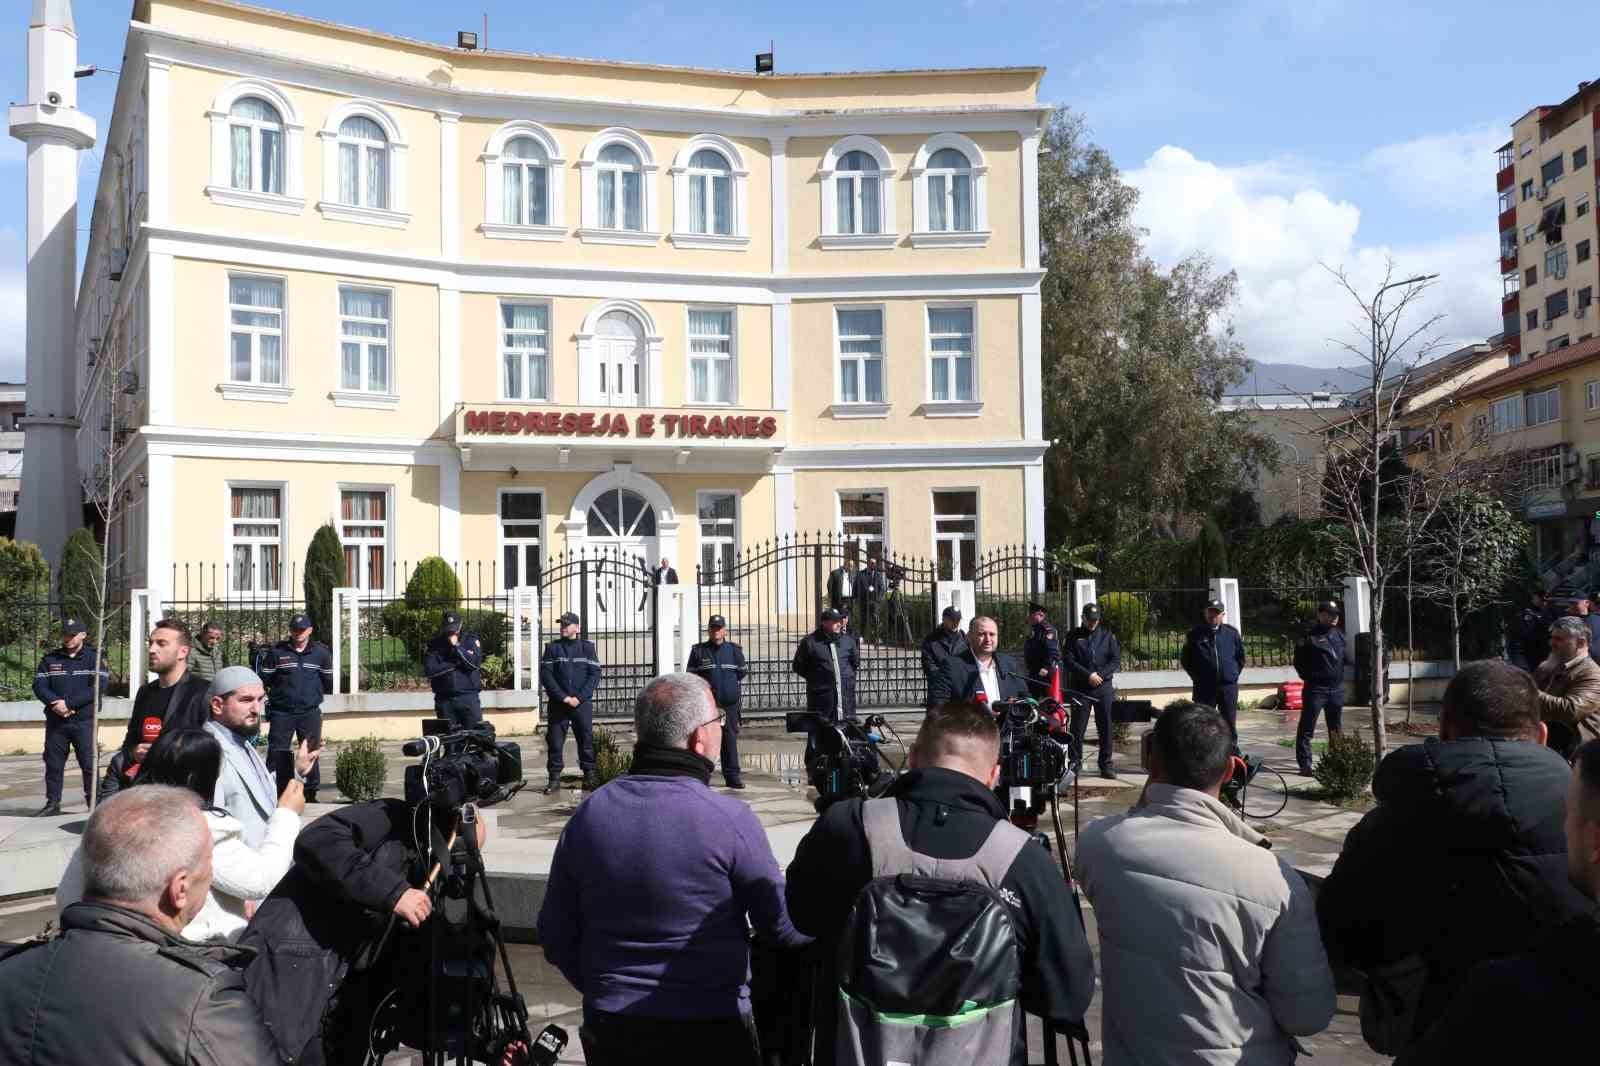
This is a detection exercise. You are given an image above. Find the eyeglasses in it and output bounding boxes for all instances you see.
[697,710,726,730]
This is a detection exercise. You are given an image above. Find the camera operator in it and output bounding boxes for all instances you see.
[920,606,969,709]
[786,702,1094,1066]
[793,607,859,727]
[425,611,485,730]
[929,615,1028,705]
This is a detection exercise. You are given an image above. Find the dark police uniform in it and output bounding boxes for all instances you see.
[539,619,602,787]
[1064,617,1121,774]
[423,614,484,730]
[919,623,970,708]
[1181,621,1247,735]
[687,622,748,787]
[855,564,885,640]
[32,626,109,811]
[792,624,860,723]
[1509,601,1551,671]
[1293,619,1347,773]
[1023,611,1062,697]
[260,628,334,798]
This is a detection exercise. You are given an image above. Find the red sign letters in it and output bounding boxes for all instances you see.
[462,409,778,441]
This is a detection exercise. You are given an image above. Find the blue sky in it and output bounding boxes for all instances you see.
[4,0,1598,379]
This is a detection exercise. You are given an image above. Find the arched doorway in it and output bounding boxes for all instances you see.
[595,310,643,406]
[585,487,657,630]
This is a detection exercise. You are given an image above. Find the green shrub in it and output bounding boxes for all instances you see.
[1179,516,1231,582]
[1313,731,1375,800]
[303,524,346,642]
[0,538,52,645]
[404,557,462,609]
[480,654,511,689]
[458,608,509,657]
[335,736,389,801]
[59,528,102,624]
[1097,591,1147,642]
[592,727,633,786]
[380,603,509,661]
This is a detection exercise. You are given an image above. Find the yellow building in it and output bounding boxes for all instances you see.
[75,0,1050,612]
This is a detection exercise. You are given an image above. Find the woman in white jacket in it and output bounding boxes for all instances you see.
[57,727,303,942]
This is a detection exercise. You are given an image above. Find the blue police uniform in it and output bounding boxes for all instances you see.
[539,634,602,783]
[1064,622,1121,773]
[1181,622,1247,735]
[1023,618,1062,695]
[1293,622,1347,772]
[687,636,748,786]
[33,642,109,809]
[259,638,333,797]
[424,631,484,730]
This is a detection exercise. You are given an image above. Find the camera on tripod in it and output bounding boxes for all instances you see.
[785,712,896,808]
[989,697,1072,819]
[402,720,526,811]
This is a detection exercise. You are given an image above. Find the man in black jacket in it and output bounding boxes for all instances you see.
[855,558,885,641]
[792,608,859,725]
[1181,599,1247,737]
[786,702,1096,1066]
[651,557,679,586]
[260,613,334,801]
[0,785,276,1064]
[920,605,969,708]
[687,614,748,788]
[1064,602,1120,778]
[825,560,857,613]
[107,618,213,797]
[1509,588,1552,671]
[929,615,1029,705]
[423,611,484,730]
[539,611,602,794]
[32,617,110,815]
[1317,660,1594,1057]
[1293,600,1347,776]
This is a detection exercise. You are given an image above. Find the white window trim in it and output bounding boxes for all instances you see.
[910,133,991,248]
[224,481,288,599]
[922,300,982,416]
[830,302,891,418]
[669,135,751,250]
[498,486,548,592]
[930,486,981,580]
[221,271,292,402]
[316,100,410,228]
[335,483,394,597]
[205,79,305,213]
[576,299,664,407]
[1489,394,1524,435]
[818,136,897,249]
[577,127,660,245]
[836,488,890,560]
[498,298,553,402]
[1526,385,1562,427]
[480,120,567,242]
[684,304,738,407]
[334,283,399,406]
[1586,379,1600,412]
[695,489,740,587]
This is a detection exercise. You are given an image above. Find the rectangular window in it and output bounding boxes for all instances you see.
[499,302,550,401]
[1521,139,1534,157]
[1520,180,1534,202]
[1547,335,1571,353]
[933,490,978,581]
[1527,266,1538,287]
[228,486,282,594]
[1577,146,1589,170]
[227,275,284,385]
[1525,445,1563,492]
[499,491,544,590]
[1548,289,1571,321]
[1588,380,1600,412]
[1581,286,1593,310]
[1578,194,1591,218]
[1588,456,1600,489]
[1490,395,1523,435]
[1526,385,1561,427]
[839,490,886,563]
[1580,240,1592,264]
[835,308,885,405]
[1547,245,1569,279]
[1542,155,1565,186]
[338,287,391,394]
[1499,189,1515,213]
[1528,309,1540,331]
[339,489,388,592]
[927,306,975,403]
[697,492,738,585]
[688,308,735,404]
[1525,224,1537,244]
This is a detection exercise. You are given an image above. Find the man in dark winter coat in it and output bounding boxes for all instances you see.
[1293,600,1347,776]
[1180,599,1246,736]
[1317,660,1594,1057]
[1022,601,1061,697]
[1064,602,1121,778]
[259,613,334,801]
[686,615,749,788]
[540,611,602,794]
[792,608,859,724]
[33,617,110,815]
[1509,588,1551,671]
[920,605,969,708]
[423,611,484,730]
[1398,737,1600,1065]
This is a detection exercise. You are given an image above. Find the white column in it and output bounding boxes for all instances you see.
[1343,576,1371,638]
[438,286,460,422]
[145,251,174,424]
[1020,290,1042,441]
[1021,125,1041,270]
[438,450,461,562]
[1072,579,1098,621]
[769,134,789,274]
[145,452,175,597]
[1023,461,1044,552]
[771,297,791,410]
[438,110,460,259]
[144,57,169,226]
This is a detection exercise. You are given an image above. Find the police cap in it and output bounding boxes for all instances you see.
[288,612,312,632]
[441,611,463,633]
[1317,599,1341,616]
[1028,601,1048,615]
[1081,602,1101,620]
[558,611,581,626]
[708,614,727,630]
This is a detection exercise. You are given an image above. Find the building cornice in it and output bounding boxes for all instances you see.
[776,440,1049,470]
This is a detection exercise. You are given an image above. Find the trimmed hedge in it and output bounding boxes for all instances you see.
[335,736,389,801]
[380,603,508,660]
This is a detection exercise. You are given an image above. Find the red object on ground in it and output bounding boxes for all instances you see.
[1279,680,1304,711]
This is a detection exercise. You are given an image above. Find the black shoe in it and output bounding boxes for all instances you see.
[725,779,747,790]
[1099,767,1118,780]
[36,801,61,817]
[542,777,561,795]
[1297,765,1314,777]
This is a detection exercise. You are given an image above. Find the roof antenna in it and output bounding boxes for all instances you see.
[483,12,489,52]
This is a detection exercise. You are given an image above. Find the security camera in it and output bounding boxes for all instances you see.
[45,91,62,106]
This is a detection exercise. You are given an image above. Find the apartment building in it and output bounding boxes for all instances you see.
[73,0,1049,612]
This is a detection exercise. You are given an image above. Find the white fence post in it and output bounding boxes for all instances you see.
[512,586,539,691]
[330,588,358,694]
[1071,579,1098,621]
[676,584,700,671]
[1343,576,1371,639]
[936,580,976,620]
[1210,577,1241,637]
[129,589,162,685]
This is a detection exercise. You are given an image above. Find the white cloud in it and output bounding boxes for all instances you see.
[1126,144,1502,370]
[1360,122,1507,218]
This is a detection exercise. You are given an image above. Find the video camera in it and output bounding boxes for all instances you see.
[987,697,1073,819]
[402,720,526,811]
[785,711,899,809]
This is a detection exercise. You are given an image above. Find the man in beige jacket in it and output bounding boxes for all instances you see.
[1535,615,1600,757]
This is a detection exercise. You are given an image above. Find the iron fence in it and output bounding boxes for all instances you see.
[0,572,132,701]
[162,562,306,688]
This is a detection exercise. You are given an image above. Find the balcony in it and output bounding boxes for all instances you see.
[1503,290,1521,315]
[1501,248,1519,273]
[1499,205,1518,232]
[1497,162,1515,191]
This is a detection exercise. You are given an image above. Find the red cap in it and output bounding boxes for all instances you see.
[141,717,163,742]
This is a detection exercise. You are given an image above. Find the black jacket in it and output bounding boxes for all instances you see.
[260,639,334,713]
[1063,625,1119,691]
[1509,606,1552,665]
[539,637,601,710]
[1397,913,1600,1066]
[786,767,1096,1066]
[826,567,856,610]
[920,625,969,706]
[0,901,275,1065]
[687,638,746,707]
[422,632,483,698]
[33,644,109,713]
[1181,623,1246,688]
[930,648,1030,706]
[240,800,419,1066]
[792,628,859,720]
[651,566,679,586]
[1023,620,1062,677]
[1293,623,1346,687]
[117,670,213,762]
[1317,737,1594,1048]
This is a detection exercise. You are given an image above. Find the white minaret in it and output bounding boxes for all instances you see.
[9,0,95,567]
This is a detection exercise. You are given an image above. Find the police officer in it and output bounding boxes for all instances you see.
[424,611,484,730]
[920,605,970,708]
[32,618,109,815]
[793,607,859,725]
[1064,602,1121,779]
[1510,589,1551,672]
[260,612,333,801]
[687,614,748,789]
[1293,600,1347,776]
[1023,601,1062,697]
[539,611,601,794]
[1180,598,1247,736]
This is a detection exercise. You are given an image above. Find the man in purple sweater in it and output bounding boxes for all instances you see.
[537,672,808,1065]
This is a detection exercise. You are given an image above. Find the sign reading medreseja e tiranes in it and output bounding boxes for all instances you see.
[462,409,779,440]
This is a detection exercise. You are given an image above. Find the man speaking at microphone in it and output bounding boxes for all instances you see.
[929,616,1029,706]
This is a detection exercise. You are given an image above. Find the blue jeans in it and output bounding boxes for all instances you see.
[1296,685,1344,770]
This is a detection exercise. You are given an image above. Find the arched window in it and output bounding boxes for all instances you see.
[502,136,549,226]
[819,137,896,248]
[836,151,883,235]
[910,134,989,246]
[596,143,643,231]
[587,488,657,538]
[578,130,658,244]
[336,115,389,209]
[669,136,749,249]
[229,97,284,195]
[686,149,732,235]
[925,147,973,232]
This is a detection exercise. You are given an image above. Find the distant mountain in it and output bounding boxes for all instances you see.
[1227,361,1364,396]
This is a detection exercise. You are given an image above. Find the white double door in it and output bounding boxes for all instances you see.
[588,540,654,631]
[597,311,642,406]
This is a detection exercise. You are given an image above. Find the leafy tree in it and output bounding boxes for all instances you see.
[1038,109,1277,555]
[0,538,51,646]
[1179,516,1230,582]
[1415,492,1528,668]
[59,528,102,629]
[302,524,347,644]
